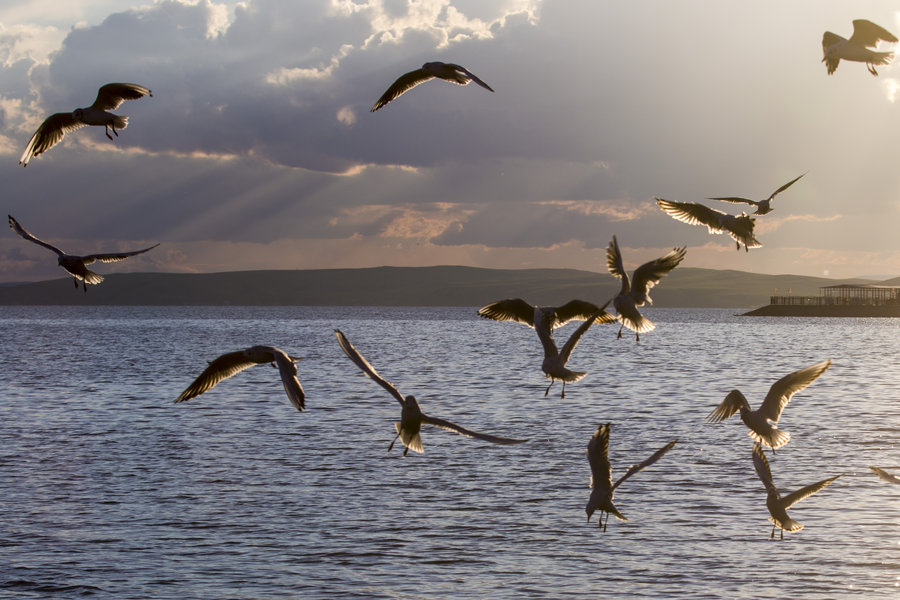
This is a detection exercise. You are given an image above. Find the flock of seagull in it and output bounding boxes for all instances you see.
[8,18,900,538]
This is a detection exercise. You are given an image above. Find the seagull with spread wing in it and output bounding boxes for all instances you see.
[19,83,152,166]
[174,346,305,411]
[706,360,832,452]
[334,329,526,456]
[752,443,840,540]
[656,198,761,252]
[8,214,159,292]
[586,423,677,532]
[477,298,616,397]
[606,236,686,341]
[708,174,805,216]
[371,61,493,112]
[822,19,897,76]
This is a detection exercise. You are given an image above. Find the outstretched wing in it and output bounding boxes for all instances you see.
[559,304,612,363]
[606,235,627,280]
[769,173,805,200]
[270,349,305,411]
[334,329,405,405]
[8,214,65,255]
[781,475,840,510]
[587,423,613,490]
[849,19,898,48]
[630,246,687,306]
[83,243,160,264]
[175,350,259,403]
[707,196,759,207]
[554,299,609,327]
[870,466,900,484]
[19,112,85,166]
[656,198,728,234]
[758,359,831,423]
[449,64,494,91]
[477,298,535,327]
[370,68,434,112]
[706,389,751,423]
[421,414,526,445]
[613,438,677,491]
[752,442,779,495]
[91,83,153,111]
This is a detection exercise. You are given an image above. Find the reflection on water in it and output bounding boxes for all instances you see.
[1,306,899,599]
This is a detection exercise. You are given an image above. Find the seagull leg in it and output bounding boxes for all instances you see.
[635,332,640,342]
[388,432,400,452]
[770,524,775,539]
[545,380,553,396]
[73,277,78,289]
[617,324,624,339]
[560,381,566,399]
[603,512,609,532]
[104,124,114,141]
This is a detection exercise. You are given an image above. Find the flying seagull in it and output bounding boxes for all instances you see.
[752,443,840,540]
[656,197,761,252]
[706,360,832,452]
[334,329,526,456]
[371,62,493,112]
[174,345,305,411]
[707,174,805,216]
[586,423,677,532]
[606,236,686,341]
[8,214,159,292]
[870,466,900,484]
[822,19,897,76]
[477,299,616,397]
[19,82,152,166]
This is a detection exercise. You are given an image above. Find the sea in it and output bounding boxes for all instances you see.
[0,305,898,599]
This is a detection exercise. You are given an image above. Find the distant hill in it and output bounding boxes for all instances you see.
[0,265,879,307]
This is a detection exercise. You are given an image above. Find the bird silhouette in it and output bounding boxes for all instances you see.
[8,214,159,292]
[707,174,805,216]
[706,360,831,452]
[869,466,900,484]
[656,198,761,251]
[477,299,615,397]
[822,19,897,76]
[19,83,152,166]
[606,236,686,341]
[175,345,305,411]
[586,423,677,531]
[752,443,840,539]
[334,329,526,455]
[371,62,493,111]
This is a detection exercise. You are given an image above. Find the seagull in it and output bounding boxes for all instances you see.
[334,329,526,456]
[19,83,152,166]
[706,360,832,452]
[707,174,805,216]
[870,466,900,484]
[174,345,305,411]
[371,62,493,112]
[8,214,159,292]
[477,299,616,397]
[656,197,761,252]
[822,19,897,76]
[586,423,677,532]
[752,443,840,540]
[606,236,686,341]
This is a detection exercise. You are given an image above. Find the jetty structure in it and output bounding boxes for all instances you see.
[743,284,900,317]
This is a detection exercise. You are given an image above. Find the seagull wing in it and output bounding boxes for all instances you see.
[769,173,805,200]
[706,389,751,423]
[822,32,844,74]
[870,466,900,484]
[8,215,66,256]
[370,68,434,111]
[656,198,728,234]
[334,329,405,405]
[605,235,627,280]
[175,350,260,402]
[19,112,85,166]
[781,475,840,510]
[448,64,494,91]
[270,348,305,411]
[849,19,898,47]
[707,196,759,207]
[629,246,686,306]
[558,304,612,363]
[612,439,677,492]
[82,243,160,264]
[587,423,613,491]
[477,298,535,327]
[554,299,609,327]
[421,414,526,444]
[91,83,153,111]
[758,359,831,423]
[752,442,779,495]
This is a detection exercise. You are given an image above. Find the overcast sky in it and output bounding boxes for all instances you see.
[1,0,899,283]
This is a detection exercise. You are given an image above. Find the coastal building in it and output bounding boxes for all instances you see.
[744,284,900,316]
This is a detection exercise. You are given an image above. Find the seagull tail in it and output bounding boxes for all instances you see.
[747,427,790,450]
[620,313,656,334]
[769,515,802,533]
[395,422,424,454]
[82,270,104,285]
[114,115,129,130]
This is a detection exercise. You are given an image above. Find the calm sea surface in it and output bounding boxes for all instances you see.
[1,305,898,599]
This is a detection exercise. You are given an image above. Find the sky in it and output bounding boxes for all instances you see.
[1,0,899,283]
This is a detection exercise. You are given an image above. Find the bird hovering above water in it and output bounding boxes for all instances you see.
[752,443,840,540]
[19,82,152,166]
[606,236,686,341]
[656,198,761,252]
[175,346,305,411]
[706,360,832,453]
[371,61,494,111]
[707,174,805,216]
[476,298,616,397]
[8,214,159,292]
[586,423,677,532]
[334,329,526,456]
[822,19,897,76]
